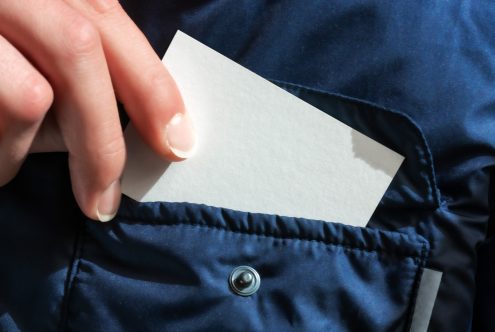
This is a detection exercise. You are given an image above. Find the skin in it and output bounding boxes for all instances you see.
[0,0,196,221]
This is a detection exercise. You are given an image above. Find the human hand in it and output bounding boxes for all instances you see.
[0,0,196,221]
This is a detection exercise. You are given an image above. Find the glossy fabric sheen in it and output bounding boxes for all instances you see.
[64,198,427,332]
[1,1,494,331]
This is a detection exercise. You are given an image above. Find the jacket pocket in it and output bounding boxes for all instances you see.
[62,198,428,332]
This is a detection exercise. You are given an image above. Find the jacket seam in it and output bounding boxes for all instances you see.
[58,219,87,332]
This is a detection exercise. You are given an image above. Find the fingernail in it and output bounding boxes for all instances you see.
[165,112,197,159]
[97,180,121,222]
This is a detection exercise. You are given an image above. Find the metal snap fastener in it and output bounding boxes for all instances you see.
[229,266,260,296]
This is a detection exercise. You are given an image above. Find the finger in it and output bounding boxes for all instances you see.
[0,0,125,221]
[0,34,53,185]
[64,0,197,161]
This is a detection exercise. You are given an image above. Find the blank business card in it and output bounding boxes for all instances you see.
[121,31,404,227]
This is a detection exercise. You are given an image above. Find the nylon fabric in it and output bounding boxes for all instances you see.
[1,1,495,331]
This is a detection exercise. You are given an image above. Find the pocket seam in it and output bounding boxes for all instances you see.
[59,219,88,332]
[114,209,429,262]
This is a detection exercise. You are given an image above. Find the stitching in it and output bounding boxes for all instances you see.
[57,217,84,332]
[115,215,426,261]
[58,219,87,332]
[270,79,443,208]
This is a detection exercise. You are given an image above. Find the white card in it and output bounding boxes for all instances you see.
[122,31,404,227]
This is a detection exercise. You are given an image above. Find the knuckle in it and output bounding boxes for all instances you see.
[63,16,100,59]
[73,132,126,187]
[147,67,184,108]
[16,74,53,123]
[90,0,123,14]
[96,132,126,166]
[94,135,126,182]
[148,67,172,89]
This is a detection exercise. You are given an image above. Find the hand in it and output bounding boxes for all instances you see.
[0,0,196,221]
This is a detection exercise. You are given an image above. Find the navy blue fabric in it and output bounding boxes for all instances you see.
[0,155,79,332]
[62,198,428,332]
[1,1,495,331]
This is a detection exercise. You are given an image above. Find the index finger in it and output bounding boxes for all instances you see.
[65,0,197,160]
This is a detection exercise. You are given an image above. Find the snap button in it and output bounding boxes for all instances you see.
[229,266,260,296]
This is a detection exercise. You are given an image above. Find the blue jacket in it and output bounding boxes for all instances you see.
[1,1,494,331]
